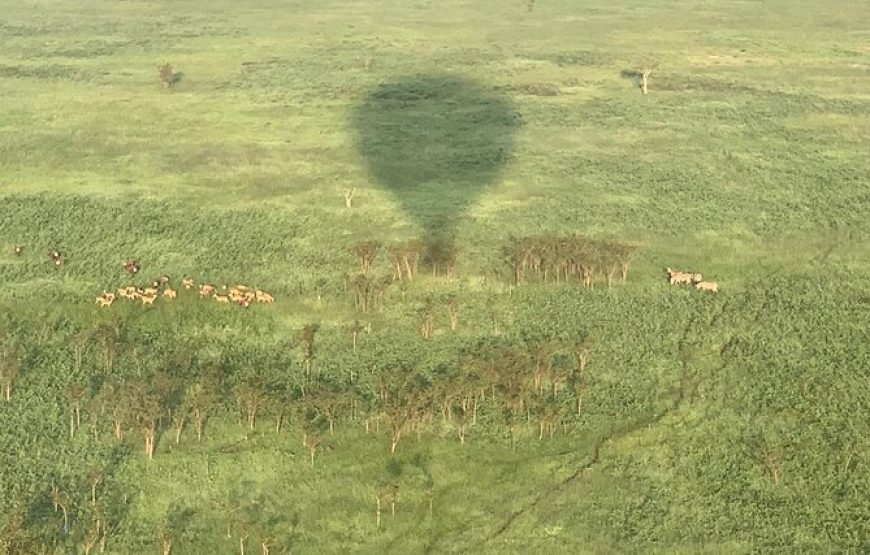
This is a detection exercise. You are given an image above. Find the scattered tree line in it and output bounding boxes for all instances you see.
[501,234,636,287]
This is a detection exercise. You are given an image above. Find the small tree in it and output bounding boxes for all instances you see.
[158,63,175,89]
[640,61,657,95]
[343,187,355,208]
[0,343,22,401]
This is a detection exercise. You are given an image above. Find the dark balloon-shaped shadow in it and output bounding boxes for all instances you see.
[352,73,520,239]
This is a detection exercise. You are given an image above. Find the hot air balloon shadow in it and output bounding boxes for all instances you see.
[352,73,520,242]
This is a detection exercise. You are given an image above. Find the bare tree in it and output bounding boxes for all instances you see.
[640,62,657,95]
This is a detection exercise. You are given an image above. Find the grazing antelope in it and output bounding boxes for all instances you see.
[667,271,693,286]
[123,259,140,275]
[101,290,116,302]
[200,284,215,298]
[237,298,252,308]
[163,288,177,299]
[49,249,61,261]
[118,286,138,299]
[695,281,718,292]
[96,296,113,308]
[12,245,22,256]
[157,275,171,285]
[255,290,274,303]
[143,287,159,296]
[214,294,230,304]
[182,278,194,289]
[54,258,65,267]
[141,294,157,305]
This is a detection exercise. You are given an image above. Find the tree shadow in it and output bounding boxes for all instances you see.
[351,73,521,241]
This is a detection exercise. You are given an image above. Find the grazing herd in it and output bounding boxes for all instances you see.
[665,268,718,292]
[96,272,275,309]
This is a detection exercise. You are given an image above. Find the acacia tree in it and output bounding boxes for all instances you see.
[570,336,596,414]
[236,378,269,431]
[418,299,436,340]
[346,240,382,274]
[158,63,174,89]
[91,319,126,373]
[445,295,459,331]
[130,380,164,459]
[296,324,320,382]
[374,482,399,529]
[65,383,87,437]
[0,342,22,401]
[190,377,220,442]
[347,320,366,353]
[640,61,657,95]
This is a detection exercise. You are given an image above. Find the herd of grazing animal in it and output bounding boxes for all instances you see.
[665,268,718,292]
[97,272,275,309]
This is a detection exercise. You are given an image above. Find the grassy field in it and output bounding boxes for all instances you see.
[1,0,868,553]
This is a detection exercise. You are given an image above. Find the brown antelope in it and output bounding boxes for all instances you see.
[163,288,177,299]
[237,298,252,308]
[118,286,137,299]
[255,290,274,303]
[200,284,215,298]
[12,245,22,256]
[182,278,194,289]
[214,294,230,304]
[141,294,157,305]
[101,290,116,302]
[54,258,65,267]
[666,268,693,285]
[695,281,718,292]
[157,275,171,285]
[96,296,113,308]
[143,286,159,296]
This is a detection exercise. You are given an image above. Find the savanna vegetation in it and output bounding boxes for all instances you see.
[1,0,868,553]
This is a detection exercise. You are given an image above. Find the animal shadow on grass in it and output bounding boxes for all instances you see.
[351,73,521,242]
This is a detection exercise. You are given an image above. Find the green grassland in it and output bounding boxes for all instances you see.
[1,0,868,552]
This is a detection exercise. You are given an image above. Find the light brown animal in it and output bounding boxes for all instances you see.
[143,287,159,296]
[95,296,113,308]
[255,290,274,303]
[157,275,171,285]
[118,286,139,299]
[695,281,718,292]
[666,268,693,285]
[182,278,194,289]
[200,284,215,298]
[163,288,177,299]
[237,298,252,308]
[141,294,157,305]
[214,294,230,304]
